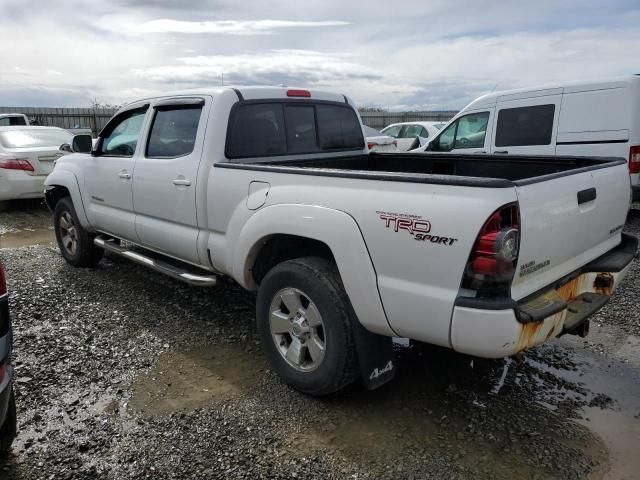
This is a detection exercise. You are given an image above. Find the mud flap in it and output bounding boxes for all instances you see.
[352,321,396,390]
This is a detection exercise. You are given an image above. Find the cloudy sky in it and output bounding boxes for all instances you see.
[0,0,638,110]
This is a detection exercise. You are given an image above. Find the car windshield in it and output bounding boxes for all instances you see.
[433,123,445,130]
[363,125,383,136]
[0,128,73,149]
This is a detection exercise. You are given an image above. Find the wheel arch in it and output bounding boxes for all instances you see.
[231,204,395,336]
[44,170,92,230]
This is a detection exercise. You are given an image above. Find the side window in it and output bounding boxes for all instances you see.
[316,104,363,150]
[381,125,401,138]
[285,105,316,153]
[226,104,287,158]
[100,108,148,157]
[430,122,456,151]
[400,125,423,138]
[146,106,202,158]
[419,127,429,138]
[495,104,555,147]
[454,112,489,149]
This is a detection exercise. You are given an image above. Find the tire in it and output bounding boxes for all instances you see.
[256,257,359,396]
[53,197,103,267]
[0,388,16,456]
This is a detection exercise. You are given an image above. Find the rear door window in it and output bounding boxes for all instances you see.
[146,106,203,158]
[495,104,555,147]
[226,102,363,159]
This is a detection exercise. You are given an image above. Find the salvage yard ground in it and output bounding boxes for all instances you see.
[0,200,638,479]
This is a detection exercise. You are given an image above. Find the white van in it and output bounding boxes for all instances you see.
[417,75,640,200]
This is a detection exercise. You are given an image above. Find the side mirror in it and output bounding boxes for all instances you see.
[59,143,73,153]
[71,134,93,153]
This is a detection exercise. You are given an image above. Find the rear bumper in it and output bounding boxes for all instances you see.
[0,171,46,201]
[451,233,638,358]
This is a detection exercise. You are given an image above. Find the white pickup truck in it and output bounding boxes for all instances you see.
[44,86,637,395]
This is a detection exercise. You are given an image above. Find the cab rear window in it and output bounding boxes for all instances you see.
[226,101,364,159]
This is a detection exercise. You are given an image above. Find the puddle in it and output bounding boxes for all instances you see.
[0,227,54,248]
[538,327,640,480]
[129,344,266,416]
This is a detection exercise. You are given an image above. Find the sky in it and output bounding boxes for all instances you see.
[0,0,638,111]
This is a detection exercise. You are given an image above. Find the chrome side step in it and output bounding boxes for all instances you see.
[94,236,217,287]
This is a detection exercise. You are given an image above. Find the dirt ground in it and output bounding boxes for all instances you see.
[0,199,638,479]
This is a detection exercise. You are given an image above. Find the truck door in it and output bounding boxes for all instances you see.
[428,109,494,154]
[84,104,150,242]
[490,92,562,155]
[132,97,209,265]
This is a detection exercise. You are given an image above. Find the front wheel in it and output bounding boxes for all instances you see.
[256,257,359,396]
[53,197,103,267]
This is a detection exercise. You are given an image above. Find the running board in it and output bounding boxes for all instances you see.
[94,236,218,287]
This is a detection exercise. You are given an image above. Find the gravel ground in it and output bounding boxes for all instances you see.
[0,204,638,479]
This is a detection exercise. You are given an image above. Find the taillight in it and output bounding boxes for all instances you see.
[0,158,33,172]
[0,263,5,297]
[286,89,311,98]
[629,146,640,174]
[367,141,378,150]
[463,203,520,295]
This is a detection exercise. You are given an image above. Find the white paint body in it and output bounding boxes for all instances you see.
[45,86,632,358]
[381,121,443,151]
[0,126,70,201]
[413,76,640,197]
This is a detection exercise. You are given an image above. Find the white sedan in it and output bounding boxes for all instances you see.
[363,125,398,152]
[0,126,72,202]
[380,121,444,151]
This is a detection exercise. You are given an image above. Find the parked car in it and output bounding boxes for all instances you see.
[0,126,72,203]
[412,75,640,200]
[381,121,444,151]
[0,114,29,127]
[0,260,16,454]
[363,125,398,152]
[44,86,635,396]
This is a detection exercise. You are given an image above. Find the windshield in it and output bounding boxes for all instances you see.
[0,128,73,149]
[433,123,445,130]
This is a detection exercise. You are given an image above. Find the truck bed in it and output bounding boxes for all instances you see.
[223,153,626,187]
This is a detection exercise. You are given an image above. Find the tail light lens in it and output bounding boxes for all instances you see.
[0,158,33,172]
[367,141,378,150]
[629,146,640,174]
[463,203,520,295]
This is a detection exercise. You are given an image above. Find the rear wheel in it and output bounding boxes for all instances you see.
[0,388,16,456]
[54,197,103,267]
[256,257,359,395]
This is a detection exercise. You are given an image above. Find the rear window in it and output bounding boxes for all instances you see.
[0,116,27,126]
[0,128,72,149]
[495,104,555,147]
[226,101,363,159]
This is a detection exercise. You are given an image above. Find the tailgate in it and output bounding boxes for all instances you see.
[511,160,631,300]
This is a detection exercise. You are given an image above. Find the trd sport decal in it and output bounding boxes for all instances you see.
[377,211,458,246]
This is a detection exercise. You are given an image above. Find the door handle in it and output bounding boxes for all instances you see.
[494,150,509,154]
[172,179,191,186]
[577,187,596,205]
[118,171,131,179]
